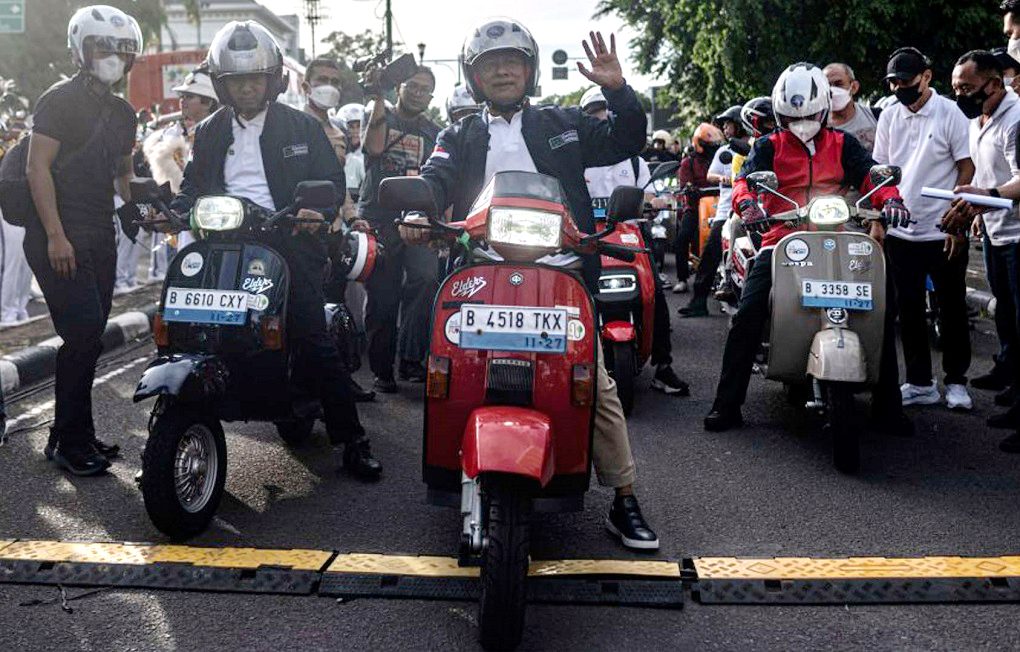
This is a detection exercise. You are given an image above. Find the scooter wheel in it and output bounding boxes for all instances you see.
[141,400,226,540]
[478,476,531,651]
[606,342,636,416]
[826,383,860,474]
[275,418,316,447]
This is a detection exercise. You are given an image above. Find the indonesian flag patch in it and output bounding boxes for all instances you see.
[429,145,450,160]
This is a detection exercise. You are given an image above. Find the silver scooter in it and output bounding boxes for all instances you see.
[746,165,901,473]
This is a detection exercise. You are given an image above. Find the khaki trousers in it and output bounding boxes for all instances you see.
[592,341,637,488]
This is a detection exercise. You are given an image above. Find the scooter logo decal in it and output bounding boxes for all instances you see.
[848,258,871,274]
[247,294,270,311]
[826,308,848,324]
[620,233,640,245]
[784,238,810,262]
[848,241,874,256]
[247,259,266,276]
[444,312,462,344]
[451,276,487,298]
[823,238,836,252]
[567,319,586,341]
[509,272,524,287]
[242,277,274,294]
[180,252,203,277]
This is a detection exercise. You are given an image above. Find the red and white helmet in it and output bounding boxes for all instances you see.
[337,231,380,283]
[772,62,830,142]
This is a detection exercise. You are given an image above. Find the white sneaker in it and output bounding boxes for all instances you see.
[900,381,940,406]
[672,281,689,294]
[945,384,973,411]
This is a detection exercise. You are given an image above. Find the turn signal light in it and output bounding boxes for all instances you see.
[572,364,594,407]
[260,315,284,350]
[427,356,451,399]
[153,312,170,347]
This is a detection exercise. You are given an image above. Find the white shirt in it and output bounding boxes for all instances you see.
[344,149,365,192]
[873,91,971,242]
[483,110,538,186]
[969,91,1020,246]
[584,157,650,201]
[223,109,276,211]
[708,145,735,224]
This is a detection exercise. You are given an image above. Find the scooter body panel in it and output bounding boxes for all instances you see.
[133,353,228,403]
[807,328,867,382]
[461,406,554,486]
[596,221,655,366]
[769,231,885,384]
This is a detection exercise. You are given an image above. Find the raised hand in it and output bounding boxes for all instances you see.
[578,31,624,91]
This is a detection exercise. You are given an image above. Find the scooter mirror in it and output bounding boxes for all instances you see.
[293,181,338,210]
[607,185,645,222]
[649,160,679,184]
[129,177,164,202]
[378,176,437,215]
[869,165,902,187]
[747,171,779,193]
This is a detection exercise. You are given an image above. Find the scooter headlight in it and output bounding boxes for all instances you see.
[192,196,245,232]
[808,197,850,227]
[598,273,638,294]
[488,208,562,248]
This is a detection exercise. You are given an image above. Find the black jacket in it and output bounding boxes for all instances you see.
[420,83,648,237]
[172,102,345,337]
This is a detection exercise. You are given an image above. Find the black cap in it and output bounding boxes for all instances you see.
[884,49,929,82]
[992,46,1020,73]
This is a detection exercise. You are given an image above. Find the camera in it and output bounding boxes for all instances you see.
[355,52,420,95]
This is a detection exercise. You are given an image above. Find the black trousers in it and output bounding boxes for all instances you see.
[365,223,438,380]
[24,226,115,451]
[983,236,1020,383]
[291,330,365,445]
[885,236,970,386]
[674,208,698,282]
[639,221,673,367]
[692,221,725,301]
[713,248,902,414]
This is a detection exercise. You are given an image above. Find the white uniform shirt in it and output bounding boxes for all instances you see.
[969,91,1020,246]
[584,157,650,201]
[873,91,971,242]
[708,145,734,224]
[345,148,365,193]
[483,110,538,186]
[223,109,276,211]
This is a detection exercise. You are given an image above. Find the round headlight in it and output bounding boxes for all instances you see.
[808,197,850,227]
[192,196,245,232]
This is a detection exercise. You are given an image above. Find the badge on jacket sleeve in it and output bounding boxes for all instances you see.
[548,130,579,150]
[283,144,309,158]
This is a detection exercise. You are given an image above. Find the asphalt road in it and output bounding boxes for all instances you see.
[1,279,1019,651]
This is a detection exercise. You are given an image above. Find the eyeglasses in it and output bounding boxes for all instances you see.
[403,81,434,97]
[476,53,527,76]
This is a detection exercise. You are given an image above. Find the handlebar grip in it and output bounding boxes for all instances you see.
[598,242,637,262]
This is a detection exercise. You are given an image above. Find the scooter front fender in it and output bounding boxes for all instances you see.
[461,407,554,487]
[601,321,636,343]
[133,354,229,403]
[807,329,867,383]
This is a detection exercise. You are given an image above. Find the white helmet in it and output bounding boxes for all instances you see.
[67,5,143,72]
[446,84,482,122]
[580,86,607,112]
[337,102,365,127]
[772,62,830,142]
[172,68,219,103]
[651,129,673,147]
[462,17,540,103]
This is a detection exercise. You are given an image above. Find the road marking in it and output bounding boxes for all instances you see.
[694,556,1020,579]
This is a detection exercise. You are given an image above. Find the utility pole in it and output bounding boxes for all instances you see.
[384,0,392,55]
[303,0,324,58]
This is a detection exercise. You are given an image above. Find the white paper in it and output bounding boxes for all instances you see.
[920,186,1014,210]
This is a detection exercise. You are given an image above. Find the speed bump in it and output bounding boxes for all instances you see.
[694,556,1020,604]
[319,553,684,606]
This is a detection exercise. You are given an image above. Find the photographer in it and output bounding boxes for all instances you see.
[359,62,441,392]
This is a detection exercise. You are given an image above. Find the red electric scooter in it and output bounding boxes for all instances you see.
[379,172,643,651]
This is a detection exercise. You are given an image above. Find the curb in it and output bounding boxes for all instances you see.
[0,304,157,395]
[965,287,996,319]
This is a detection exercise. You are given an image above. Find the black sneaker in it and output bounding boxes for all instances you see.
[92,438,121,459]
[373,376,398,394]
[704,408,743,432]
[398,361,426,383]
[349,378,376,403]
[52,445,111,477]
[995,385,1019,407]
[651,365,690,396]
[341,437,383,481]
[972,369,1010,391]
[999,432,1020,454]
[606,495,659,550]
[678,302,709,318]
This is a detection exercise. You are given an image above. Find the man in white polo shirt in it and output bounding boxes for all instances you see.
[874,47,975,411]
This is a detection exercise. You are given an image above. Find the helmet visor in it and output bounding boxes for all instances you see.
[87,35,140,55]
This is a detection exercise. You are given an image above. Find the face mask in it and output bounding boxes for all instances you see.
[956,80,992,120]
[830,87,852,112]
[92,55,125,85]
[894,82,923,107]
[309,84,341,110]
[1010,37,1020,62]
[1007,76,1016,89]
[788,119,821,143]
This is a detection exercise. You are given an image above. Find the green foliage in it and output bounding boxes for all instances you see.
[597,0,1002,131]
[538,86,653,113]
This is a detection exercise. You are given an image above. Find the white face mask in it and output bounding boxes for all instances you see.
[309,84,341,110]
[830,87,852,112]
[1007,76,1016,89]
[789,119,821,143]
[1009,37,1020,62]
[92,55,125,85]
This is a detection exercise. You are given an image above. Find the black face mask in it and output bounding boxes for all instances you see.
[894,82,923,107]
[956,79,993,119]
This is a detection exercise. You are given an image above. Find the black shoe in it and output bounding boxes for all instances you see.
[678,301,709,318]
[651,365,690,396]
[714,287,737,303]
[871,410,915,438]
[987,405,1020,429]
[373,376,398,394]
[606,495,659,550]
[398,361,426,383]
[349,379,376,403]
[704,408,743,432]
[995,385,1019,407]
[342,437,383,480]
[52,445,111,477]
[999,432,1020,454]
[972,370,1010,391]
[92,438,120,459]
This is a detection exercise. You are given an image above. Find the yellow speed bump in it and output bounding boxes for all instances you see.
[0,540,13,555]
[325,553,679,579]
[1,540,333,571]
[695,556,1020,580]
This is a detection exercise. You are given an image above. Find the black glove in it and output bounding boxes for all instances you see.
[881,198,911,229]
[115,202,142,243]
[738,199,769,234]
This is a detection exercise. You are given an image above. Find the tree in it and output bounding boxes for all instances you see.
[596,0,1002,131]
[538,86,653,113]
[319,29,404,106]
[0,0,164,104]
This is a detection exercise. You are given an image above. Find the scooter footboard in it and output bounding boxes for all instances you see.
[807,329,867,383]
[133,354,228,403]
[461,407,554,487]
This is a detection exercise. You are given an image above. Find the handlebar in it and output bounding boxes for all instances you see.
[598,242,644,262]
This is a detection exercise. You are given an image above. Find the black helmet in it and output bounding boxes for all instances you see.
[714,104,743,126]
[207,21,287,110]
[461,17,540,103]
[740,96,775,138]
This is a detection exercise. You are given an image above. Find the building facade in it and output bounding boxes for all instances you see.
[161,0,301,60]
